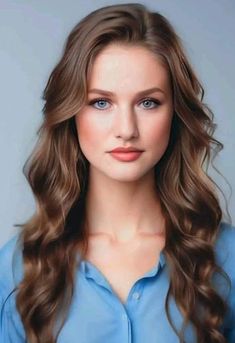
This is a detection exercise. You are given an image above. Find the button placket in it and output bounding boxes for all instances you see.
[132,291,140,300]
[121,313,128,321]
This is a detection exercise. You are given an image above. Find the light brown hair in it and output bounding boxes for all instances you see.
[14,3,232,342]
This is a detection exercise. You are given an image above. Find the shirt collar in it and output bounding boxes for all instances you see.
[78,249,166,278]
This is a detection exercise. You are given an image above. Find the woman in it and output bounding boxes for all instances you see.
[0,3,234,343]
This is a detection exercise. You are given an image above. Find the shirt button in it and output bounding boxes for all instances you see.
[121,313,128,320]
[132,292,140,300]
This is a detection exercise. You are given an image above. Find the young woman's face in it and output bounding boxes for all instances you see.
[75,44,174,182]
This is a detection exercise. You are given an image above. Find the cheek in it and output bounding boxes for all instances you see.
[146,116,173,148]
[75,114,105,153]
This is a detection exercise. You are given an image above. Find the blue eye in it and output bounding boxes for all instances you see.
[140,98,160,109]
[89,98,109,109]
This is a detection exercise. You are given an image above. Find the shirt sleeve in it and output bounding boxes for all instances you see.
[216,222,235,342]
[223,260,235,342]
[0,234,26,342]
[223,286,235,342]
[224,328,235,343]
[0,286,26,343]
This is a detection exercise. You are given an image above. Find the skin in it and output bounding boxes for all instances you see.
[75,43,174,249]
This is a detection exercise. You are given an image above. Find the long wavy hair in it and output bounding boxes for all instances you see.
[13,3,232,343]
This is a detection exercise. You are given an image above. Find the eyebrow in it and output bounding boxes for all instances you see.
[88,87,165,96]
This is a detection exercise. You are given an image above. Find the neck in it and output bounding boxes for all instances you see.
[84,166,165,243]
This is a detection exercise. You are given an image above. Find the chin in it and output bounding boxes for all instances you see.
[104,167,153,183]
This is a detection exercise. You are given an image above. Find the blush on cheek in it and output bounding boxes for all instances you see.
[75,115,93,142]
[75,115,104,158]
[150,119,173,156]
[151,119,172,142]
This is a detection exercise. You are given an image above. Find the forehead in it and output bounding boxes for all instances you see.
[87,44,170,91]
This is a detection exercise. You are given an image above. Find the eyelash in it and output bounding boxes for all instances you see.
[88,97,161,110]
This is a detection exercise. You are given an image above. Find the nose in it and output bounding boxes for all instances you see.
[114,105,139,140]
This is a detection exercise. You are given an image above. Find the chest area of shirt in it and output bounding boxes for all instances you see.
[84,235,165,304]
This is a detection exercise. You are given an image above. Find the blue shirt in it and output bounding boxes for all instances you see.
[0,221,235,343]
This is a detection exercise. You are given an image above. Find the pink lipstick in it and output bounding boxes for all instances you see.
[110,151,143,162]
[109,146,144,162]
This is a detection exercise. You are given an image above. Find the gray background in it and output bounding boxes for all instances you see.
[0,0,234,248]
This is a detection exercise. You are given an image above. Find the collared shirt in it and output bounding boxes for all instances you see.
[0,221,235,342]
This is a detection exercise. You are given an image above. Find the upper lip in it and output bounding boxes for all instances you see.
[109,147,143,152]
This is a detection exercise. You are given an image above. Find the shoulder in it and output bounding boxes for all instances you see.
[0,233,24,297]
[0,234,26,341]
[214,221,235,275]
[213,221,235,330]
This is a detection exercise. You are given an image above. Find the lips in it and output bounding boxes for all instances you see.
[109,150,143,162]
[110,147,143,152]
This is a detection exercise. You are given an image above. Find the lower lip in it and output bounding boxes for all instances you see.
[109,151,143,162]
